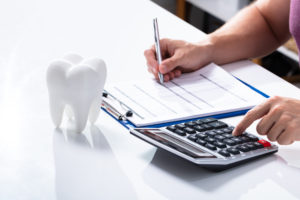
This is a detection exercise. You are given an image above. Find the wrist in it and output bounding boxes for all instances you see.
[196,35,216,65]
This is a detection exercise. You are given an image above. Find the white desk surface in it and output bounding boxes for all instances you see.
[0,0,300,199]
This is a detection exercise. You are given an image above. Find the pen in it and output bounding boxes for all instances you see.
[153,18,164,84]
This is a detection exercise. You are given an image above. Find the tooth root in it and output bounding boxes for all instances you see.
[72,102,91,133]
[49,96,65,127]
[89,97,101,124]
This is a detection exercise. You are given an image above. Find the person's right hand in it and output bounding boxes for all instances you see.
[144,39,212,81]
[144,38,214,82]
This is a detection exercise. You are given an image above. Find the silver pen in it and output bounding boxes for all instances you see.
[153,18,164,84]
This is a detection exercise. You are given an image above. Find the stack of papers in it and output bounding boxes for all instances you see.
[104,63,267,127]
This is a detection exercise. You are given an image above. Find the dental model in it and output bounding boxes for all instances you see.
[47,54,107,132]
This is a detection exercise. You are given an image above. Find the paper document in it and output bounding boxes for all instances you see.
[104,63,266,127]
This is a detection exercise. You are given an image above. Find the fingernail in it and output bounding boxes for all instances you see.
[153,68,157,74]
[232,129,237,136]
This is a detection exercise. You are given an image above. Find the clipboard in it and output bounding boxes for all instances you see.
[101,76,269,130]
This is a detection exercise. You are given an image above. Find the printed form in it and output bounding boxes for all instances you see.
[104,63,267,127]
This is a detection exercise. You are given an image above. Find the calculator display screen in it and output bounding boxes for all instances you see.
[136,129,215,158]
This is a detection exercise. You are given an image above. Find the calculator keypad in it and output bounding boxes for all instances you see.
[165,118,270,158]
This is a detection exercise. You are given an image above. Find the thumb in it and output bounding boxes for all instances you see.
[160,55,181,74]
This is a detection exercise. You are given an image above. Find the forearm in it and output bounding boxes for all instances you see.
[207,1,290,65]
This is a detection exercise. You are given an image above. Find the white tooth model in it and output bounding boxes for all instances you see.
[47,54,107,132]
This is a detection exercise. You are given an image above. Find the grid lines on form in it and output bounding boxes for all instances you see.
[199,74,247,102]
[170,80,214,108]
[113,86,155,118]
[161,84,203,111]
[133,84,178,114]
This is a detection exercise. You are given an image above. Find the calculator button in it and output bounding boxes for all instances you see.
[245,143,256,150]
[218,150,230,157]
[246,134,259,141]
[201,118,217,123]
[223,139,236,146]
[175,124,185,130]
[194,125,205,132]
[185,121,197,128]
[222,127,233,133]
[196,139,207,146]
[174,129,186,136]
[240,136,251,143]
[222,133,233,139]
[215,135,226,141]
[187,135,197,142]
[205,143,217,150]
[183,127,196,134]
[214,141,226,148]
[227,148,240,155]
[236,145,250,152]
[195,120,204,125]
[202,124,214,130]
[196,133,207,140]
[258,139,271,147]
[208,121,228,129]
[253,142,264,149]
[206,131,217,137]
[166,126,177,132]
[214,130,224,135]
[231,137,243,144]
[205,137,216,144]
[228,126,234,131]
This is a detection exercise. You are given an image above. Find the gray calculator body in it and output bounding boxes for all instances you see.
[129,118,278,170]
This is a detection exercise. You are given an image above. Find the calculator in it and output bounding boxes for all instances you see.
[129,117,278,170]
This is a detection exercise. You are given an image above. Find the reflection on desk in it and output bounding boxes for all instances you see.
[53,125,137,200]
[142,149,300,200]
[278,148,300,169]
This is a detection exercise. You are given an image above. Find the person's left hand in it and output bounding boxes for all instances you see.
[233,96,300,145]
